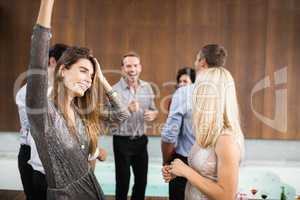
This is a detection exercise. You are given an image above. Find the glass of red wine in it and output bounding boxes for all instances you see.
[261,192,268,199]
[250,188,258,198]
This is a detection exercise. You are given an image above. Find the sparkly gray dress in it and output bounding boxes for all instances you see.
[26,25,130,200]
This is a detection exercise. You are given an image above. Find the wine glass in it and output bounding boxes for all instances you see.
[260,192,268,199]
[250,188,258,198]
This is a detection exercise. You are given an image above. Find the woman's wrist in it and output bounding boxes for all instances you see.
[184,165,195,179]
[37,0,54,28]
[106,89,117,97]
[101,78,112,92]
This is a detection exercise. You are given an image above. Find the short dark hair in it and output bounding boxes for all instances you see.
[176,67,196,84]
[121,51,140,66]
[199,44,227,67]
[49,43,69,61]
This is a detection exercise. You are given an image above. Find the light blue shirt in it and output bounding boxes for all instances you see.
[161,84,195,157]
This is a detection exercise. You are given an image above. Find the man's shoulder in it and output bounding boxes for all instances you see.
[15,84,27,106]
[112,79,123,90]
[139,79,151,87]
[174,84,194,98]
[138,79,153,93]
[16,84,27,100]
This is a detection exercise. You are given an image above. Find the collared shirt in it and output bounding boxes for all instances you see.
[16,84,53,145]
[161,84,195,157]
[16,85,30,145]
[109,78,157,136]
[16,84,48,173]
[27,132,45,174]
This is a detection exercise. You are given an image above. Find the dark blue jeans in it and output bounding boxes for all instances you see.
[168,153,188,200]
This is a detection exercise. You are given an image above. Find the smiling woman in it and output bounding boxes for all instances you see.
[25,0,130,200]
[58,52,95,97]
[52,47,102,149]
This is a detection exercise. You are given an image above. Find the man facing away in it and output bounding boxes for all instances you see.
[161,44,225,200]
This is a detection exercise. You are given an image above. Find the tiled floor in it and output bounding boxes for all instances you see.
[0,190,168,200]
[1,133,300,199]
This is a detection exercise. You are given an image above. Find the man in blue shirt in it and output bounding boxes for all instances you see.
[161,46,212,200]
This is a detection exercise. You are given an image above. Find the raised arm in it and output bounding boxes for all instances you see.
[37,0,54,28]
[26,0,54,136]
[94,58,130,122]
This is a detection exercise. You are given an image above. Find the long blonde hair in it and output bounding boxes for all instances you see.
[192,67,243,148]
[52,47,103,155]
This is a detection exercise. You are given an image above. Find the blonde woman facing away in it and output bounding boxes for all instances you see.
[163,46,244,200]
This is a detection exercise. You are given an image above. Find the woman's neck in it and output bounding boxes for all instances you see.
[65,95,76,127]
[65,92,74,112]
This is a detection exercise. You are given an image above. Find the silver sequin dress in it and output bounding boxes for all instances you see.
[26,24,130,200]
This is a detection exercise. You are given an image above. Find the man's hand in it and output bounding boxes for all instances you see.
[162,165,176,183]
[128,100,140,113]
[97,148,107,161]
[144,109,158,122]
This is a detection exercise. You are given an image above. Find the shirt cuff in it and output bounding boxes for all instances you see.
[88,148,100,161]
[161,133,176,144]
[106,89,117,98]
[34,24,52,38]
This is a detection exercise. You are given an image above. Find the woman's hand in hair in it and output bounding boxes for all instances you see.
[93,57,105,81]
[93,58,113,92]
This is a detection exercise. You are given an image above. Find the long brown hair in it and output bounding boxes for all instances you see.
[52,47,102,155]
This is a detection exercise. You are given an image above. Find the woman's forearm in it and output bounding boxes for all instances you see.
[37,0,54,28]
[101,90,130,122]
[185,168,234,200]
[100,77,113,93]
[26,1,54,153]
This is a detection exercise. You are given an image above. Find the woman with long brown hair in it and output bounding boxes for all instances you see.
[26,0,129,199]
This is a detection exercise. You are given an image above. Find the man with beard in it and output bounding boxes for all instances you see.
[110,52,158,200]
